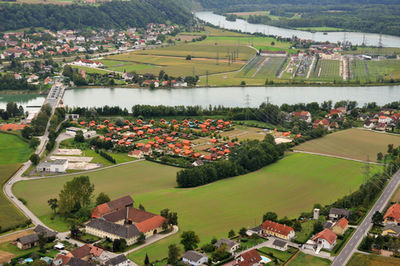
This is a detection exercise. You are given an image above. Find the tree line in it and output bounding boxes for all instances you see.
[0,74,38,91]
[176,135,285,187]
[0,0,192,32]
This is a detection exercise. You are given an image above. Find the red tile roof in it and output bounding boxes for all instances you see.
[335,217,349,229]
[238,249,261,266]
[312,228,337,245]
[135,215,167,233]
[261,220,294,237]
[384,203,400,223]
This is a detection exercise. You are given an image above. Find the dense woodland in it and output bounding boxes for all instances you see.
[196,0,400,36]
[0,0,191,31]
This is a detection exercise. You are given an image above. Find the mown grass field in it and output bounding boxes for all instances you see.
[311,59,342,81]
[366,59,400,80]
[296,128,400,162]
[14,153,369,263]
[348,253,400,266]
[351,59,369,82]
[0,133,31,230]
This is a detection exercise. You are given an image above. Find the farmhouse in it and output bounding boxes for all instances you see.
[36,159,68,173]
[104,254,130,266]
[214,238,240,254]
[91,195,134,218]
[261,220,295,240]
[329,208,350,221]
[384,203,400,225]
[331,217,349,235]
[16,225,56,250]
[182,250,208,266]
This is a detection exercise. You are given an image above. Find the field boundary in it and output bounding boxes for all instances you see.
[292,150,383,165]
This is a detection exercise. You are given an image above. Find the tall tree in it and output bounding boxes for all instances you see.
[48,198,58,213]
[168,244,180,264]
[180,231,200,251]
[59,176,94,216]
[95,192,110,206]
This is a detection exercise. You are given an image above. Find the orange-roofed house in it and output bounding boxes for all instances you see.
[182,140,191,146]
[236,249,261,266]
[210,138,217,144]
[384,203,400,225]
[261,220,295,240]
[311,228,337,251]
[174,148,181,155]
[332,218,349,235]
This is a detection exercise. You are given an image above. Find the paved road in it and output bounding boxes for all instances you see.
[332,169,400,266]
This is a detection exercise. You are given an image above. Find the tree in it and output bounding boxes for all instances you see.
[22,126,33,139]
[228,229,235,238]
[138,233,146,244]
[70,225,81,238]
[180,231,200,251]
[38,232,46,252]
[293,220,302,232]
[59,176,94,216]
[74,130,84,142]
[372,211,384,226]
[30,154,40,165]
[212,245,230,261]
[186,55,192,60]
[168,244,180,264]
[144,253,150,265]
[263,212,278,222]
[95,192,110,206]
[139,203,146,211]
[388,144,394,154]
[29,138,40,149]
[239,227,247,236]
[313,221,323,234]
[32,259,48,266]
[377,152,384,162]
[48,198,58,213]
[240,81,246,86]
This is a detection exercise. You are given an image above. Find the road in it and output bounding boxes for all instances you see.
[332,169,400,266]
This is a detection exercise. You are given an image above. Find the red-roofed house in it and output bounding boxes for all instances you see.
[236,249,262,266]
[332,217,349,235]
[384,203,400,225]
[91,195,133,218]
[261,220,295,240]
[312,228,337,251]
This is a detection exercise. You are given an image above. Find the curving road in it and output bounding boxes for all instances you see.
[332,169,400,266]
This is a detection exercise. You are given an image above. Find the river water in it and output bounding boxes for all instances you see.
[0,94,45,110]
[195,11,400,48]
[61,86,400,109]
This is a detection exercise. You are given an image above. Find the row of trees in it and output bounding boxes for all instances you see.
[0,74,38,91]
[0,0,192,32]
[177,135,285,187]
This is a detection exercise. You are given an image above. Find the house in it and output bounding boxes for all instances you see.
[128,149,144,159]
[91,195,134,218]
[272,239,288,251]
[384,203,400,225]
[382,224,400,237]
[16,225,56,250]
[379,115,392,124]
[66,127,87,137]
[192,160,204,167]
[292,111,312,123]
[332,217,349,235]
[68,244,104,261]
[376,122,388,131]
[261,220,295,240]
[329,208,350,221]
[36,159,68,173]
[246,226,262,236]
[235,249,262,266]
[214,239,240,254]
[182,250,208,266]
[363,120,375,129]
[104,254,130,266]
[52,254,94,266]
[311,228,337,252]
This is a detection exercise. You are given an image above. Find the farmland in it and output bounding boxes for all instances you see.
[311,59,342,81]
[348,253,400,266]
[295,128,400,162]
[238,56,287,79]
[350,59,400,82]
[14,153,370,263]
[0,133,32,231]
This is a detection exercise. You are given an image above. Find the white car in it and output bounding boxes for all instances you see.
[8,182,11,185]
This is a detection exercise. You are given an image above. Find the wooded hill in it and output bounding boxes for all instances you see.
[0,0,192,32]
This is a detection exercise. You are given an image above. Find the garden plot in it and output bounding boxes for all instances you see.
[54,149,82,156]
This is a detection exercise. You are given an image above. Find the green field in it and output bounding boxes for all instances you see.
[296,128,400,162]
[238,56,286,79]
[296,26,345,32]
[351,59,369,82]
[348,253,400,266]
[288,252,331,266]
[0,133,32,230]
[102,60,153,73]
[311,59,342,81]
[14,153,369,263]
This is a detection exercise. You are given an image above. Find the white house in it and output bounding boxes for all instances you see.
[182,251,208,266]
[214,239,240,254]
[311,228,337,253]
[379,115,392,124]
[66,127,87,137]
[36,159,68,173]
[104,254,131,266]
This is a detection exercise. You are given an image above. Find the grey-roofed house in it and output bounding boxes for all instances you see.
[272,239,288,251]
[383,224,400,237]
[85,218,141,245]
[329,208,350,221]
[323,221,333,229]
[36,159,68,173]
[16,225,56,250]
[182,251,208,266]
[246,226,262,236]
[214,239,240,254]
[104,254,130,266]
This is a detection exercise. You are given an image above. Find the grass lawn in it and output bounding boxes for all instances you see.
[14,153,369,263]
[258,246,297,264]
[348,252,400,266]
[288,252,331,266]
[295,128,400,162]
[296,26,345,32]
[294,220,316,244]
[0,133,32,230]
[70,65,111,74]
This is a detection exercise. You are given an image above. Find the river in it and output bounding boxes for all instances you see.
[61,86,400,109]
[195,11,400,48]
